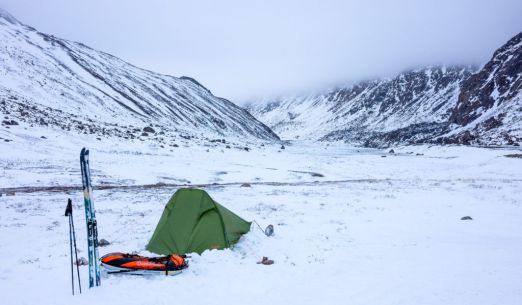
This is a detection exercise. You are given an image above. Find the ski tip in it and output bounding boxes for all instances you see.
[80,148,90,159]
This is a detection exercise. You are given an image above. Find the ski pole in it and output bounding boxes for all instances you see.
[69,198,82,293]
[65,200,74,295]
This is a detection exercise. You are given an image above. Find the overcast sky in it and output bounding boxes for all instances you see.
[1,0,521,102]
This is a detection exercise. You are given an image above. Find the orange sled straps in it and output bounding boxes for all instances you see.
[100,252,188,275]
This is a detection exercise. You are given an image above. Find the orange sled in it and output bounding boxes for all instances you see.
[101,252,188,276]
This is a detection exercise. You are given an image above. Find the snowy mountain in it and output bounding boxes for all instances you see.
[247,66,474,146]
[441,32,522,146]
[247,32,522,147]
[0,8,279,145]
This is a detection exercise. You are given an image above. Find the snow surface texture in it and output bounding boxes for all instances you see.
[1,128,522,305]
[0,11,278,142]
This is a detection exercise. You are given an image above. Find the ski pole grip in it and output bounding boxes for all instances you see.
[65,198,73,216]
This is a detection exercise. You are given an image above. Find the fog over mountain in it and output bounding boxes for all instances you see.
[247,32,522,147]
[1,0,521,101]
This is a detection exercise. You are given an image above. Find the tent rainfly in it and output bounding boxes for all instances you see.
[146,188,251,255]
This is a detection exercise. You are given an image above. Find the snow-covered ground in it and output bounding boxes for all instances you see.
[1,130,522,305]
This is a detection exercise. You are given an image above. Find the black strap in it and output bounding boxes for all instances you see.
[165,255,171,276]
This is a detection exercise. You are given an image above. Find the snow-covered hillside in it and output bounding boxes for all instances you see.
[247,32,522,147]
[0,8,279,144]
[247,66,474,146]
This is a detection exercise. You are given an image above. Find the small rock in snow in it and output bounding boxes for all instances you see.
[143,126,155,133]
[460,216,473,220]
[257,257,274,265]
[99,239,110,247]
[2,120,18,125]
[389,149,395,154]
[240,183,252,187]
[504,154,522,159]
[76,257,88,266]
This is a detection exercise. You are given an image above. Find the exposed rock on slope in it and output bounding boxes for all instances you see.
[247,66,474,146]
[442,32,522,145]
[248,32,522,147]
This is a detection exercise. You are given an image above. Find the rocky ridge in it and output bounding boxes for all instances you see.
[247,32,522,147]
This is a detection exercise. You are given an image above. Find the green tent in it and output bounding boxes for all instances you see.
[146,188,251,255]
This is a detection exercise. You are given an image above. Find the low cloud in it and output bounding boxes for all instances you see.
[2,0,521,102]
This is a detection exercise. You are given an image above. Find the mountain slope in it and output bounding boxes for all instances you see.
[441,32,522,145]
[0,8,279,143]
[247,66,474,146]
[248,32,522,147]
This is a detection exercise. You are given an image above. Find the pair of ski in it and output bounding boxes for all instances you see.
[80,148,101,288]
